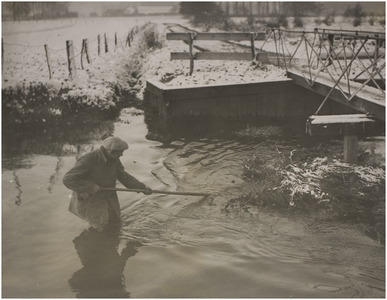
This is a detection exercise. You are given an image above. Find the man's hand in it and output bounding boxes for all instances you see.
[78,185,100,201]
[142,186,152,195]
[91,185,100,194]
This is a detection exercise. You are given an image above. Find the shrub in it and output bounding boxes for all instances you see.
[323,13,335,25]
[237,15,258,32]
[138,24,164,52]
[219,18,236,31]
[267,14,288,29]
[235,125,282,139]
[293,17,304,28]
[344,3,367,27]
[368,13,375,25]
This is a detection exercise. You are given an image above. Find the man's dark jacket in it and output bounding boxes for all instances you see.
[63,147,147,230]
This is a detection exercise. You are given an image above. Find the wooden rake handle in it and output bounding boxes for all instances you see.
[100,187,210,197]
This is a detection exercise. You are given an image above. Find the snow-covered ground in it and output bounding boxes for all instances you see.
[2,15,384,92]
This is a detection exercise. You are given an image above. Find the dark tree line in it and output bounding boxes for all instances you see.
[179,2,324,18]
[2,2,77,21]
[179,2,371,19]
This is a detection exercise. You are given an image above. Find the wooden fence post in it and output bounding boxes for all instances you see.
[126,32,131,47]
[344,134,358,164]
[2,38,3,68]
[189,33,194,75]
[250,33,255,60]
[114,32,117,51]
[104,33,108,53]
[98,34,100,56]
[66,40,76,80]
[84,38,90,64]
[44,44,52,79]
[80,39,85,70]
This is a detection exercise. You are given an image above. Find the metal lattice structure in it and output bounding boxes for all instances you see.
[253,28,385,120]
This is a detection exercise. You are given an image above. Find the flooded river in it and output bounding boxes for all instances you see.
[2,108,385,298]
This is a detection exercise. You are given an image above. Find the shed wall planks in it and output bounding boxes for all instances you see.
[145,79,359,121]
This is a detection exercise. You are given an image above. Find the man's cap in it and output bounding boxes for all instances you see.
[102,137,129,151]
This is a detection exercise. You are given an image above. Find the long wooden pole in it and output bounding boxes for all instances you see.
[98,34,100,56]
[84,38,90,64]
[80,39,85,70]
[250,33,255,60]
[101,187,210,197]
[189,33,194,75]
[104,33,108,53]
[66,40,76,80]
[44,44,52,79]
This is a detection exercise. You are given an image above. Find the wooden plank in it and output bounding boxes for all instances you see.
[256,94,267,116]
[344,135,358,164]
[285,88,306,117]
[184,100,195,116]
[238,97,248,117]
[179,99,202,116]
[303,90,323,116]
[163,79,295,100]
[170,99,184,117]
[201,98,212,116]
[171,52,269,61]
[306,114,375,136]
[229,97,239,117]
[287,69,385,121]
[319,50,382,59]
[308,114,375,124]
[275,93,284,118]
[167,32,265,41]
[145,92,158,112]
[319,31,385,40]
[255,32,266,41]
[158,98,169,118]
[354,78,385,90]
[171,52,254,61]
[267,96,276,117]
[145,80,165,98]
[192,99,202,116]
[219,98,230,117]
[245,96,256,117]
[211,98,220,116]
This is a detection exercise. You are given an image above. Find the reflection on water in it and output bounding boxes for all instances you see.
[2,120,115,208]
[2,121,114,158]
[144,110,321,146]
[2,108,385,298]
[69,227,142,298]
[12,170,22,206]
[48,157,64,193]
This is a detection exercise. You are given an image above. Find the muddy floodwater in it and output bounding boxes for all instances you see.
[2,108,385,298]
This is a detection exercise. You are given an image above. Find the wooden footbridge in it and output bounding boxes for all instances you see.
[146,26,385,163]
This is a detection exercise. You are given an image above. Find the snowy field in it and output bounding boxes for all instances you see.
[1,16,184,88]
[1,15,385,99]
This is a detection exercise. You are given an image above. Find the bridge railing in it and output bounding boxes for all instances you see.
[260,28,385,114]
[166,32,266,75]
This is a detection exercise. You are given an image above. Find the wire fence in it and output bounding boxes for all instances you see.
[2,25,141,83]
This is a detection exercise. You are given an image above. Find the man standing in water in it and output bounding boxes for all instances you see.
[63,136,152,231]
